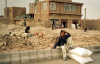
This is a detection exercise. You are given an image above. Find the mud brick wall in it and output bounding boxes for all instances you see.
[81,19,100,30]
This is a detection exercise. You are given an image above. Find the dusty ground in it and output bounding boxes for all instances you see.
[0,23,100,53]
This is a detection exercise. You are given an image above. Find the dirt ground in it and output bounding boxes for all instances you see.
[0,23,100,53]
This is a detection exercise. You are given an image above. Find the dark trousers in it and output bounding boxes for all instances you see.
[53,36,66,49]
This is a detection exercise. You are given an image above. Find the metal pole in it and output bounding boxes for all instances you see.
[84,8,86,26]
[5,0,7,24]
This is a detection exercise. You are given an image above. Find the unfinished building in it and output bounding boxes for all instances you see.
[29,0,83,28]
[4,7,26,24]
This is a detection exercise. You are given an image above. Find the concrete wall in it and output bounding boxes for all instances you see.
[81,19,100,30]
[0,45,100,64]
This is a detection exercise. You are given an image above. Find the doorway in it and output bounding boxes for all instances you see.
[50,19,59,29]
[61,19,68,28]
[72,20,78,29]
[63,22,66,28]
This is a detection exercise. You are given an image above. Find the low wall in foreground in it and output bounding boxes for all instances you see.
[0,45,100,64]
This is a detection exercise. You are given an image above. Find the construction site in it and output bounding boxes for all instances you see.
[0,0,100,53]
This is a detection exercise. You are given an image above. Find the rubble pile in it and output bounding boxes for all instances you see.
[0,23,100,53]
[0,35,31,53]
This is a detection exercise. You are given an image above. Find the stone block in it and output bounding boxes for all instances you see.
[1,61,11,64]
[95,51,100,54]
[51,49,59,59]
[0,52,12,64]
[85,46,91,50]
[92,51,95,54]
[5,53,11,63]
[11,52,20,64]
[57,48,63,58]
[94,45,100,50]
[44,49,52,60]
[37,50,46,61]
[81,46,86,49]
[0,53,6,61]
[20,51,30,64]
[91,45,100,54]
[11,61,20,64]
[29,50,38,63]
[91,46,97,51]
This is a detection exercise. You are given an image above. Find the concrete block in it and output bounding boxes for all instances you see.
[20,51,30,64]
[37,50,46,61]
[1,61,11,64]
[0,53,6,60]
[91,45,99,51]
[91,45,100,54]
[0,52,12,64]
[92,51,95,54]
[11,61,20,64]
[29,50,38,63]
[44,49,52,60]
[95,51,100,54]
[51,49,59,59]
[11,52,20,64]
[57,48,63,58]
[91,46,100,54]
[85,46,91,50]
[81,46,86,49]
[5,53,11,63]
[94,45,100,50]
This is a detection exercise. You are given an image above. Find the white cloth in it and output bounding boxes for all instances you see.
[66,37,73,47]
[61,46,67,58]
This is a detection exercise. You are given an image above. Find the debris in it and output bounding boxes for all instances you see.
[0,23,100,53]
[7,49,9,51]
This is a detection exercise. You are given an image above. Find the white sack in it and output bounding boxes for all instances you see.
[72,24,76,29]
[67,53,93,64]
[21,33,28,38]
[69,47,92,57]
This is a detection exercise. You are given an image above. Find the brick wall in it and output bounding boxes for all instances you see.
[0,18,12,24]
[13,7,26,18]
[46,0,72,2]
[4,8,9,18]
[81,19,100,30]
[49,2,83,15]
[29,3,35,14]
[4,7,26,19]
